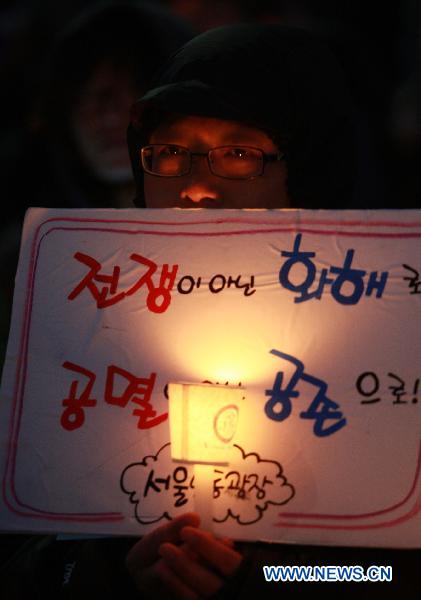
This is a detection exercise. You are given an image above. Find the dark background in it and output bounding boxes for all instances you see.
[1,0,420,209]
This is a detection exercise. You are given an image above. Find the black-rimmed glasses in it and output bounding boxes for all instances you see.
[140,144,284,180]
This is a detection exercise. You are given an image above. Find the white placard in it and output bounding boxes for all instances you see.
[0,208,420,547]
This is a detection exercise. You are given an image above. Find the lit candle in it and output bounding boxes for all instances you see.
[168,382,245,530]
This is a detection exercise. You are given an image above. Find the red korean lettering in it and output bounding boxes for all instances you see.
[61,361,97,431]
[127,254,178,313]
[105,366,167,429]
[68,252,124,308]
[69,252,178,313]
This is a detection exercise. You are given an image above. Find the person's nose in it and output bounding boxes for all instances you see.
[179,154,221,207]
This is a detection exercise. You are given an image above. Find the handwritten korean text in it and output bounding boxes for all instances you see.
[61,361,166,431]
[68,252,178,313]
[279,234,388,304]
[265,349,347,437]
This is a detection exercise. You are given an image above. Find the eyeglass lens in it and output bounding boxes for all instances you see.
[141,145,265,178]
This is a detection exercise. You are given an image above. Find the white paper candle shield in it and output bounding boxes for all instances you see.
[168,382,245,464]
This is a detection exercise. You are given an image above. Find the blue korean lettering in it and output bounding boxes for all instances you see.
[265,349,346,437]
[299,377,347,437]
[265,357,301,422]
[279,234,317,296]
[329,249,365,305]
[365,271,388,298]
[278,234,388,304]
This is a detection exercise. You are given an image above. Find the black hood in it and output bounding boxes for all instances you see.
[35,1,194,205]
[40,2,194,124]
[128,24,357,209]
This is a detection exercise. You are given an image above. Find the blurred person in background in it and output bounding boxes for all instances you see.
[2,0,193,218]
[0,2,193,598]
[0,1,193,364]
[0,4,193,592]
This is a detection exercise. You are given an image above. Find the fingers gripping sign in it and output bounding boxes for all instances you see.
[179,527,242,578]
[126,512,199,595]
[158,526,242,598]
[126,513,242,599]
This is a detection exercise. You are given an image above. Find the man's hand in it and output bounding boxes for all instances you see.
[126,512,243,599]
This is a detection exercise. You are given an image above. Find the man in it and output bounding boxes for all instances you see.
[125,22,418,600]
[127,24,357,212]
[124,23,363,600]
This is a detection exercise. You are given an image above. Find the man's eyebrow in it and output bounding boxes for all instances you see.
[150,122,269,146]
[219,133,263,144]
[206,124,269,145]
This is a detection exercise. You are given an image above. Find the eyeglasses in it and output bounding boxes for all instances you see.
[140,144,284,180]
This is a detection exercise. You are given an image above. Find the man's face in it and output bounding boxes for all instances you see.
[143,116,290,209]
[71,62,136,183]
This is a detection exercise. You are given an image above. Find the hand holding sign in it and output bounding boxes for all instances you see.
[126,512,242,599]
